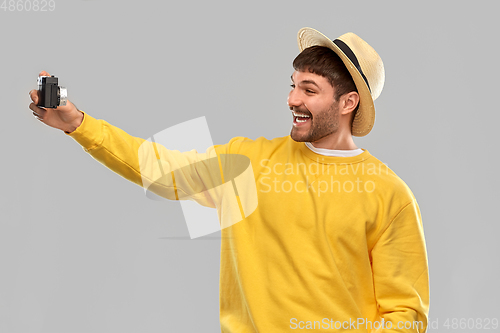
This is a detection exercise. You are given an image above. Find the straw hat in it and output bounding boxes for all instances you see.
[297,27,385,136]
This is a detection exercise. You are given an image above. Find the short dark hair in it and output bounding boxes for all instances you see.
[293,45,358,110]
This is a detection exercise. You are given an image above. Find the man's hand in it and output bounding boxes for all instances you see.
[29,71,84,133]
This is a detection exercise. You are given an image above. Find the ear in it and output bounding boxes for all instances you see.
[340,91,360,116]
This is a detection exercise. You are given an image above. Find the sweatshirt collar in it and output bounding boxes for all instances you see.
[295,138,372,164]
[304,142,364,157]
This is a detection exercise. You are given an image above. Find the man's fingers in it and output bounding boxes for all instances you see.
[29,89,39,104]
[32,111,44,121]
[30,72,51,123]
[29,102,47,116]
[31,106,44,121]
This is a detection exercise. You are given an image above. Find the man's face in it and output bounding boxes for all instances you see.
[288,70,340,143]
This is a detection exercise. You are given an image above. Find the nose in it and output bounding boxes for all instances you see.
[287,87,301,108]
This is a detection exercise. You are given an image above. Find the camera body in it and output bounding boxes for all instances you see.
[37,75,67,108]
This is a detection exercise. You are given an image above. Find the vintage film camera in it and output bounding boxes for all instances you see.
[37,75,67,108]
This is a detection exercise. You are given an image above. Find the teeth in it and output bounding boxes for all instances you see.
[296,118,308,123]
[292,111,310,118]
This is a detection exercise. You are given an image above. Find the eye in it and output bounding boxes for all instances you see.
[306,89,316,94]
[290,84,295,89]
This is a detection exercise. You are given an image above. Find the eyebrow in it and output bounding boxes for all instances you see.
[290,75,320,89]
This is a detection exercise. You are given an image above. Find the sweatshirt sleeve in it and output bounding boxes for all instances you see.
[370,198,430,332]
[65,111,241,209]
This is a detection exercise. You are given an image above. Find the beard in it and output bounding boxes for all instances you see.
[290,101,340,143]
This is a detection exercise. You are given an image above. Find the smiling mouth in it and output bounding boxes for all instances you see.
[292,111,311,125]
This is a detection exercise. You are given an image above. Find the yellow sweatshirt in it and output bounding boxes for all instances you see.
[67,112,429,332]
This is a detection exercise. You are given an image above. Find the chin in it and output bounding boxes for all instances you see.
[290,136,306,143]
[290,130,308,142]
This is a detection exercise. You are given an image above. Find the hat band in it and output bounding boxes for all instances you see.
[333,39,371,93]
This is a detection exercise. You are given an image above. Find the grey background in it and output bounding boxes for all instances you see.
[1,0,499,332]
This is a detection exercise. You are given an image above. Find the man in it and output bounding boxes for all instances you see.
[29,28,429,332]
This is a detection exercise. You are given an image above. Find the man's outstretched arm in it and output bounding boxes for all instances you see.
[28,71,232,208]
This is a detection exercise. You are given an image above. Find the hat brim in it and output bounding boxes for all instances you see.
[297,27,374,137]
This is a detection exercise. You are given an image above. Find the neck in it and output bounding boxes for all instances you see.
[310,128,358,150]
